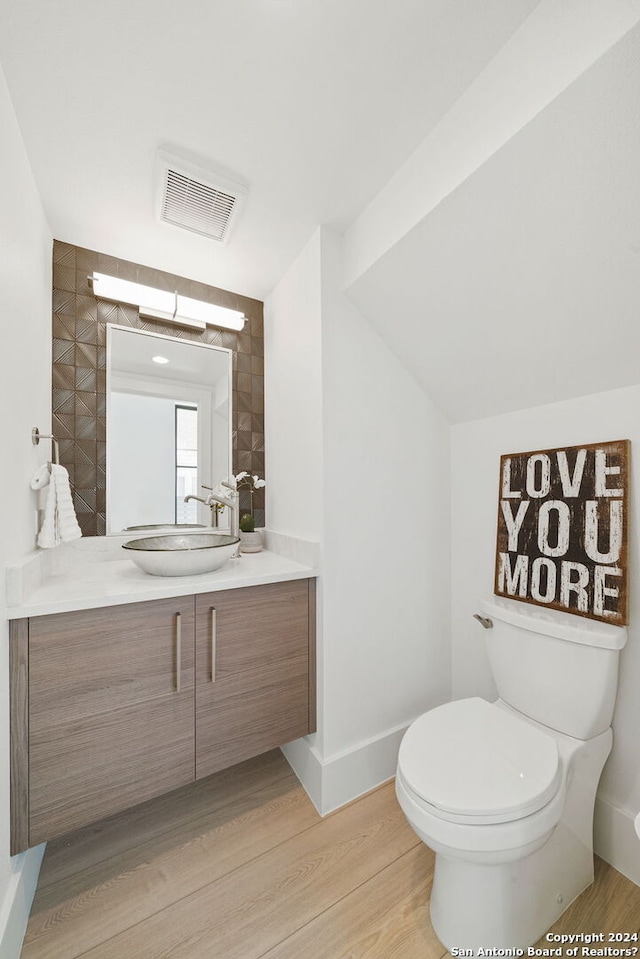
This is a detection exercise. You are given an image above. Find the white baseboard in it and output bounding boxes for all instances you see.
[594,794,640,886]
[0,844,46,959]
[281,723,408,816]
[280,737,325,813]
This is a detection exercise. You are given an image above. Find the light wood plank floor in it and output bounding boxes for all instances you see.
[21,750,640,958]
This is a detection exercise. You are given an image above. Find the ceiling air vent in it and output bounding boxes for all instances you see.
[156,151,247,244]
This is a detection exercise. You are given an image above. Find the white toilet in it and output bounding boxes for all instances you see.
[396,596,627,950]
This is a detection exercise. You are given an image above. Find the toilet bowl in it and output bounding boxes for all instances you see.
[396,598,626,950]
[397,699,565,862]
[397,698,613,949]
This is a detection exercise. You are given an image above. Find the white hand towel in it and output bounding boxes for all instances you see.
[30,464,50,490]
[37,464,82,548]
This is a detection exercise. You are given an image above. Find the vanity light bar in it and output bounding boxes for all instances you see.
[90,272,246,332]
[138,302,206,331]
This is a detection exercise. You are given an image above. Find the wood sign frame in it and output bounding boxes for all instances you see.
[494,440,629,625]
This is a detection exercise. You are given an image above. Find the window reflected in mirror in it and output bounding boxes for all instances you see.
[176,405,198,523]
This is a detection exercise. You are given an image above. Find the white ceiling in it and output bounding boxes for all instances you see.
[347,18,640,422]
[0,0,538,300]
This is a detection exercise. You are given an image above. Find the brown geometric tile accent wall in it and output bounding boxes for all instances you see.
[52,240,265,536]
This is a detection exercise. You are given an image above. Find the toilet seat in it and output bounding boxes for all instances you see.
[398,698,561,825]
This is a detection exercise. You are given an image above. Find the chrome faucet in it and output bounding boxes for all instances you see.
[184,494,210,508]
[183,493,217,526]
[184,482,240,545]
[205,482,239,539]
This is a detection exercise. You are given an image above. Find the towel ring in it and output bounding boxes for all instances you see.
[32,427,60,469]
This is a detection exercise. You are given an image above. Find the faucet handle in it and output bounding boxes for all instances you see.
[473,613,493,629]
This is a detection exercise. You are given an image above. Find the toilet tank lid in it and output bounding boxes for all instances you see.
[480,597,627,650]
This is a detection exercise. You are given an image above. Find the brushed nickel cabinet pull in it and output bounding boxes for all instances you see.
[211,608,217,683]
[175,612,182,692]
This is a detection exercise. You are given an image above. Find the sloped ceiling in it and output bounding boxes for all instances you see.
[346,22,640,423]
[0,0,538,300]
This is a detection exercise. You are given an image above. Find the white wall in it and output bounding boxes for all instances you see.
[264,230,324,542]
[451,385,640,882]
[319,228,451,760]
[0,62,51,956]
[266,227,452,813]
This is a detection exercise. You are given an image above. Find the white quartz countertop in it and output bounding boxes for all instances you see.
[6,532,318,620]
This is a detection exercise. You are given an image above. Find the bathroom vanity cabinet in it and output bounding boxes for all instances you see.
[9,578,316,853]
[195,580,314,779]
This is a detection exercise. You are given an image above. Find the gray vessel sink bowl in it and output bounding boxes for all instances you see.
[123,523,206,531]
[123,533,239,576]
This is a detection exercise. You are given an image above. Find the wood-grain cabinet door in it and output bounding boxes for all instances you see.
[195,580,314,779]
[28,597,195,844]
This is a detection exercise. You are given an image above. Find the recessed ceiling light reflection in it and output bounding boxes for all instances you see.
[152,355,170,364]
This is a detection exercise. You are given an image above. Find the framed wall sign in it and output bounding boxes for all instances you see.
[494,440,629,625]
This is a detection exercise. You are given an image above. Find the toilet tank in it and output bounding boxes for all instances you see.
[479,597,627,740]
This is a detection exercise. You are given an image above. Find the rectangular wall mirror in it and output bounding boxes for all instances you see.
[107,326,232,533]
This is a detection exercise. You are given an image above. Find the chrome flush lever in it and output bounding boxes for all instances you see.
[473,614,493,629]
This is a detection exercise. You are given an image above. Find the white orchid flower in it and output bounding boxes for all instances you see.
[233,471,265,496]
